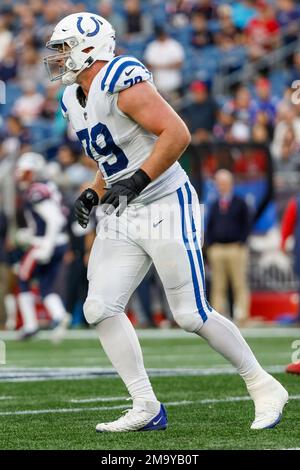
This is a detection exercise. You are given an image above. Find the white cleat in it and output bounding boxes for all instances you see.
[96,400,167,433]
[50,313,71,344]
[250,376,288,430]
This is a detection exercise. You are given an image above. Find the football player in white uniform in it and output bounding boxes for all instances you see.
[15,152,70,341]
[44,12,288,432]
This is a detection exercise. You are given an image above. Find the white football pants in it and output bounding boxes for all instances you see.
[84,181,211,332]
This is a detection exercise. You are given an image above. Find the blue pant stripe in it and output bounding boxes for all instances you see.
[184,182,212,314]
[177,187,207,322]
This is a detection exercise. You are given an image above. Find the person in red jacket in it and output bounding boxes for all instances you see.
[246,1,280,60]
[281,197,300,374]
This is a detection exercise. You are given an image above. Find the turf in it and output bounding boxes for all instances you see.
[0,332,299,450]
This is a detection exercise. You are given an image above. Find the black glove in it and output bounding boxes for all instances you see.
[74,188,99,228]
[100,169,151,216]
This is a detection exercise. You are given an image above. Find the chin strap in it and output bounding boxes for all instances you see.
[62,70,78,85]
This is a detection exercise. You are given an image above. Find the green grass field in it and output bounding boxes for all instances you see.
[0,329,300,450]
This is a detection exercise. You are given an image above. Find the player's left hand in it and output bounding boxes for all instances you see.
[100,169,151,216]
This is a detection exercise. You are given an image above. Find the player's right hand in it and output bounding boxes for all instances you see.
[74,188,99,228]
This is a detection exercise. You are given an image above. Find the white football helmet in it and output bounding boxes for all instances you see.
[16,152,46,181]
[44,12,115,86]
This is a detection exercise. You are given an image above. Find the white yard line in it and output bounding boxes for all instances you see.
[0,404,129,416]
[1,327,300,341]
[1,395,299,417]
[70,396,129,404]
[0,365,286,382]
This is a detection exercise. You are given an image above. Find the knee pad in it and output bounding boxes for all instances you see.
[83,297,106,325]
[83,296,122,325]
[173,310,204,333]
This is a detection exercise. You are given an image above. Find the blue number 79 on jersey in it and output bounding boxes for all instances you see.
[76,122,129,177]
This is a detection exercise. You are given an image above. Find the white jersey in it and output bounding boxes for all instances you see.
[61,55,187,205]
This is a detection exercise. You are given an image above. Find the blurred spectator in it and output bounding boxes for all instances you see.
[213,107,235,142]
[144,26,184,99]
[230,120,251,143]
[40,84,60,121]
[17,46,47,88]
[13,82,44,125]
[166,0,193,29]
[273,125,300,173]
[190,12,213,49]
[0,43,17,82]
[181,80,217,143]
[290,51,300,82]
[246,1,280,60]
[0,115,31,158]
[231,0,257,29]
[215,32,243,75]
[0,202,8,327]
[233,86,252,121]
[251,77,278,129]
[281,194,300,323]
[223,86,253,142]
[97,0,123,37]
[276,0,300,45]
[28,0,44,17]
[192,0,216,20]
[271,105,300,159]
[15,10,39,50]
[216,4,239,39]
[35,2,64,47]
[0,15,12,62]
[215,86,267,143]
[0,5,17,32]
[251,122,270,144]
[206,170,251,325]
[119,0,152,40]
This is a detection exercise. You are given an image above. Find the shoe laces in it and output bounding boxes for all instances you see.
[110,407,139,426]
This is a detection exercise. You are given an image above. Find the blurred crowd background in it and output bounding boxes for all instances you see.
[1,0,300,331]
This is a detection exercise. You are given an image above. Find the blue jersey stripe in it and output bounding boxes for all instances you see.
[177,187,207,322]
[60,97,67,113]
[101,55,132,91]
[108,60,145,93]
[185,182,212,315]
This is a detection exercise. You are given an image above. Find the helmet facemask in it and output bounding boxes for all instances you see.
[44,33,115,86]
[44,37,82,84]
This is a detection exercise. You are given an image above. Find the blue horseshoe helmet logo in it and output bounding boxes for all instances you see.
[77,16,103,37]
